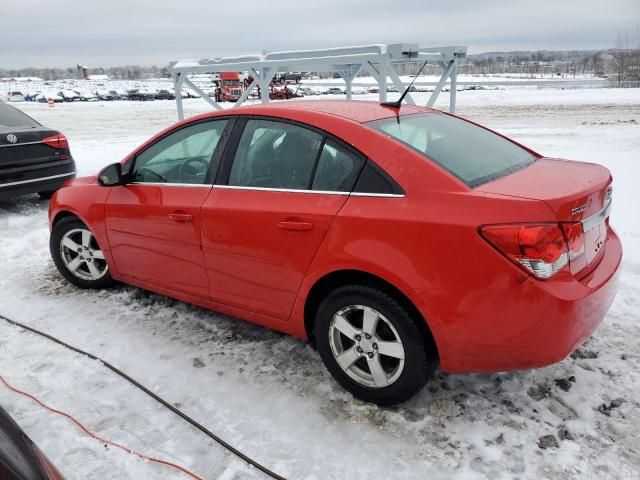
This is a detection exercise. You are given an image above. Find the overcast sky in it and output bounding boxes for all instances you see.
[1,0,638,69]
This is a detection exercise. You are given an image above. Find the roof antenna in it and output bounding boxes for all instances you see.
[380,58,429,109]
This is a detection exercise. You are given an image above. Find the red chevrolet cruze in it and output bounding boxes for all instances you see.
[48,100,621,405]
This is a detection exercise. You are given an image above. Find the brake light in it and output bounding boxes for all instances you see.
[42,134,68,150]
[480,222,585,280]
[560,222,585,259]
[560,221,587,274]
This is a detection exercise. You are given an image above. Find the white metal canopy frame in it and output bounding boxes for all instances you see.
[170,43,467,120]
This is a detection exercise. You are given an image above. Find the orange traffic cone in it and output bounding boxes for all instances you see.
[47,98,54,107]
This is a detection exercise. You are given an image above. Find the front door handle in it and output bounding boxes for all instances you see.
[278,221,313,231]
[169,213,193,223]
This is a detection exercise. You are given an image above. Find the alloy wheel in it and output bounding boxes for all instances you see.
[59,228,108,281]
[328,305,405,388]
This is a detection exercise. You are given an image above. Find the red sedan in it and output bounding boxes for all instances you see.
[48,100,621,405]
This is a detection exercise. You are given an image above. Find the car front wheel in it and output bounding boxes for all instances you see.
[315,284,437,406]
[50,217,114,289]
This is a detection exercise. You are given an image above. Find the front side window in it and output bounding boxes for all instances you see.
[228,119,323,190]
[132,120,227,185]
[367,113,536,187]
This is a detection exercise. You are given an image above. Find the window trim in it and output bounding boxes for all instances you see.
[125,117,236,187]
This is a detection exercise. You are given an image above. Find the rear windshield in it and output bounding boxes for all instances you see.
[366,113,536,187]
[0,101,40,128]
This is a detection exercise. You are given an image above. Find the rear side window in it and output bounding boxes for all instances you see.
[0,102,40,128]
[229,119,323,190]
[312,140,364,192]
[367,113,536,187]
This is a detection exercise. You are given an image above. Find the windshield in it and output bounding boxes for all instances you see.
[366,113,536,187]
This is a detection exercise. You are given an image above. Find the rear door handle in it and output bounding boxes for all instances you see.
[169,213,193,223]
[278,221,313,231]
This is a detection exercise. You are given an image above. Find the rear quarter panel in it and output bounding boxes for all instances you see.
[288,116,561,346]
[291,188,557,335]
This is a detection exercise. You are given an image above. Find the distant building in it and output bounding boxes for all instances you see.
[0,77,44,82]
[77,64,88,79]
[86,74,110,81]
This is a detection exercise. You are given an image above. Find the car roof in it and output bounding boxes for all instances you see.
[224,100,435,123]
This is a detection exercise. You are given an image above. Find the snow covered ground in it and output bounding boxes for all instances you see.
[0,87,639,480]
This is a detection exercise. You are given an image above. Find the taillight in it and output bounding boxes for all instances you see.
[42,134,69,150]
[480,222,585,280]
[560,221,587,274]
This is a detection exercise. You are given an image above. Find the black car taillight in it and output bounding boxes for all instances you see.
[42,134,69,150]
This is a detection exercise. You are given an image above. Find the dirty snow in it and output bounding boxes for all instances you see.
[0,87,639,480]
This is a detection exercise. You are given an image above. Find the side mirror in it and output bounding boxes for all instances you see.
[98,163,125,187]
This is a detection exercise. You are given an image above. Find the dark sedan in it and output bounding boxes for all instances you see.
[0,102,75,200]
[127,89,155,101]
[155,89,176,100]
[0,406,64,479]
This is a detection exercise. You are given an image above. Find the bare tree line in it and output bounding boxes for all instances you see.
[610,29,640,86]
[2,31,639,86]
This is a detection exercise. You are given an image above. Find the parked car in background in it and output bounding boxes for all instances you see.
[34,93,63,103]
[155,89,176,100]
[96,90,116,101]
[24,91,41,102]
[127,89,156,101]
[75,91,97,102]
[326,87,343,95]
[109,89,128,100]
[7,91,25,102]
[48,100,620,405]
[0,406,65,479]
[59,90,80,102]
[0,101,75,199]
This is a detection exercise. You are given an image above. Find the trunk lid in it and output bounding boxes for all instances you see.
[479,157,613,274]
[0,126,69,168]
[478,158,611,220]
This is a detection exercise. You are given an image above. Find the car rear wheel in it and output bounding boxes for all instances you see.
[314,284,437,405]
[50,217,114,289]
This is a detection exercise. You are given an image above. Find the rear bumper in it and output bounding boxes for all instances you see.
[418,228,622,373]
[0,160,76,199]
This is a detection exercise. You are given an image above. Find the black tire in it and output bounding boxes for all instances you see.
[314,284,437,406]
[50,217,114,289]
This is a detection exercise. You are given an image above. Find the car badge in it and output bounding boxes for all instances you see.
[571,205,587,216]
[571,198,591,216]
[6,134,18,144]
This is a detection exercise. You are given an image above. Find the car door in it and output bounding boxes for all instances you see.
[104,118,230,299]
[201,117,364,319]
